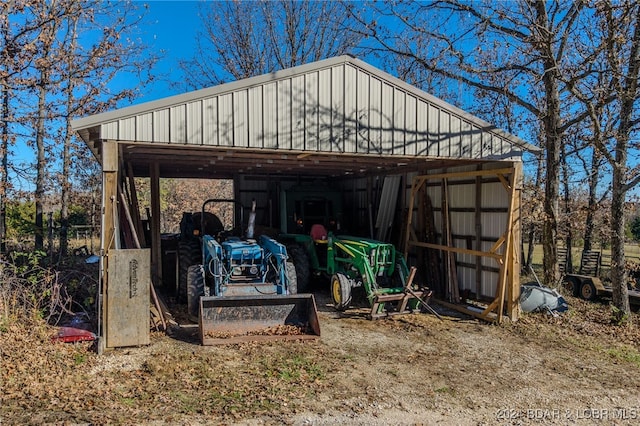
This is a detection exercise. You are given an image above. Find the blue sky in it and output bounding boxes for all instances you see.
[126,0,202,107]
[134,0,203,104]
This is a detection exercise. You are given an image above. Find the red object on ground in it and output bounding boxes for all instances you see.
[53,327,96,343]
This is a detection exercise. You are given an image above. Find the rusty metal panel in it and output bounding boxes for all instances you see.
[106,249,150,348]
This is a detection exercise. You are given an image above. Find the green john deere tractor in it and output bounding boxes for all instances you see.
[277,184,433,318]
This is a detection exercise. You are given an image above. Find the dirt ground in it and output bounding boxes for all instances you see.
[2,290,640,425]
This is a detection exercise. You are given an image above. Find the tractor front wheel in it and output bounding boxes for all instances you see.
[286,261,298,294]
[187,264,206,322]
[331,273,352,311]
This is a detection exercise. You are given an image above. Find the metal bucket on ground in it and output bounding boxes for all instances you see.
[198,293,321,345]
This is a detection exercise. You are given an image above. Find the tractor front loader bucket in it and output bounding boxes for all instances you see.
[199,294,321,345]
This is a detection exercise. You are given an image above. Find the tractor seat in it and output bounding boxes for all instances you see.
[310,224,328,242]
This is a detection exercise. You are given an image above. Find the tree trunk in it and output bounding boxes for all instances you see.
[35,78,47,251]
[533,0,562,287]
[562,143,573,273]
[610,166,631,321]
[583,149,600,252]
[0,82,8,255]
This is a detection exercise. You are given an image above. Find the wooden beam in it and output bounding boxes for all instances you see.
[100,141,119,352]
[407,241,503,260]
[149,163,162,287]
[508,162,522,321]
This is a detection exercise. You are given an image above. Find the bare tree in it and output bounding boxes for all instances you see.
[563,1,640,321]
[178,0,360,89]
[348,0,591,287]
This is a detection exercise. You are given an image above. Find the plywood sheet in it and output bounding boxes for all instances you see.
[107,249,150,347]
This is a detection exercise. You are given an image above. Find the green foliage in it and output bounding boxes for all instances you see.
[6,200,36,238]
[54,204,90,226]
[630,216,640,241]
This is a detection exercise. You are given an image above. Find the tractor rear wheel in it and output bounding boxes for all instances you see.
[187,264,205,322]
[178,239,200,303]
[286,243,311,292]
[331,273,352,311]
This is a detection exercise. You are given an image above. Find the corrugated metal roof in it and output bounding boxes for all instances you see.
[72,55,538,178]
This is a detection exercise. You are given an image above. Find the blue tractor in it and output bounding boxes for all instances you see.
[181,199,318,344]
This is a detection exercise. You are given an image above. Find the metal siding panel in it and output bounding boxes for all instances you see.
[482,181,508,209]
[369,77,382,154]
[439,110,451,157]
[263,82,278,149]
[102,122,118,139]
[218,93,233,146]
[344,65,357,153]
[405,95,417,156]
[248,86,263,148]
[393,88,405,155]
[356,69,370,153]
[332,65,345,152]
[450,115,461,157]
[462,119,472,157]
[292,75,306,150]
[136,113,153,142]
[186,101,202,145]
[120,117,135,140]
[278,79,292,149]
[381,82,394,154]
[305,72,319,151]
[428,104,439,156]
[471,124,482,158]
[482,133,494,157]
[318,68,332,151]
[170,105,186,143]
[202,97,218,146]
[154,109,169,142]
[415,100,429,156]
[234,90,248,147]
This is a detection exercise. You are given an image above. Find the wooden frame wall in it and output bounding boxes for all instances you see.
[403,163,522,323]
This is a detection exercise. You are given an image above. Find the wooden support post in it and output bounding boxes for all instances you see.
[100,141,119,352]
[127,162,146,247]
[507,162,522,321]
[149,163,162,287]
